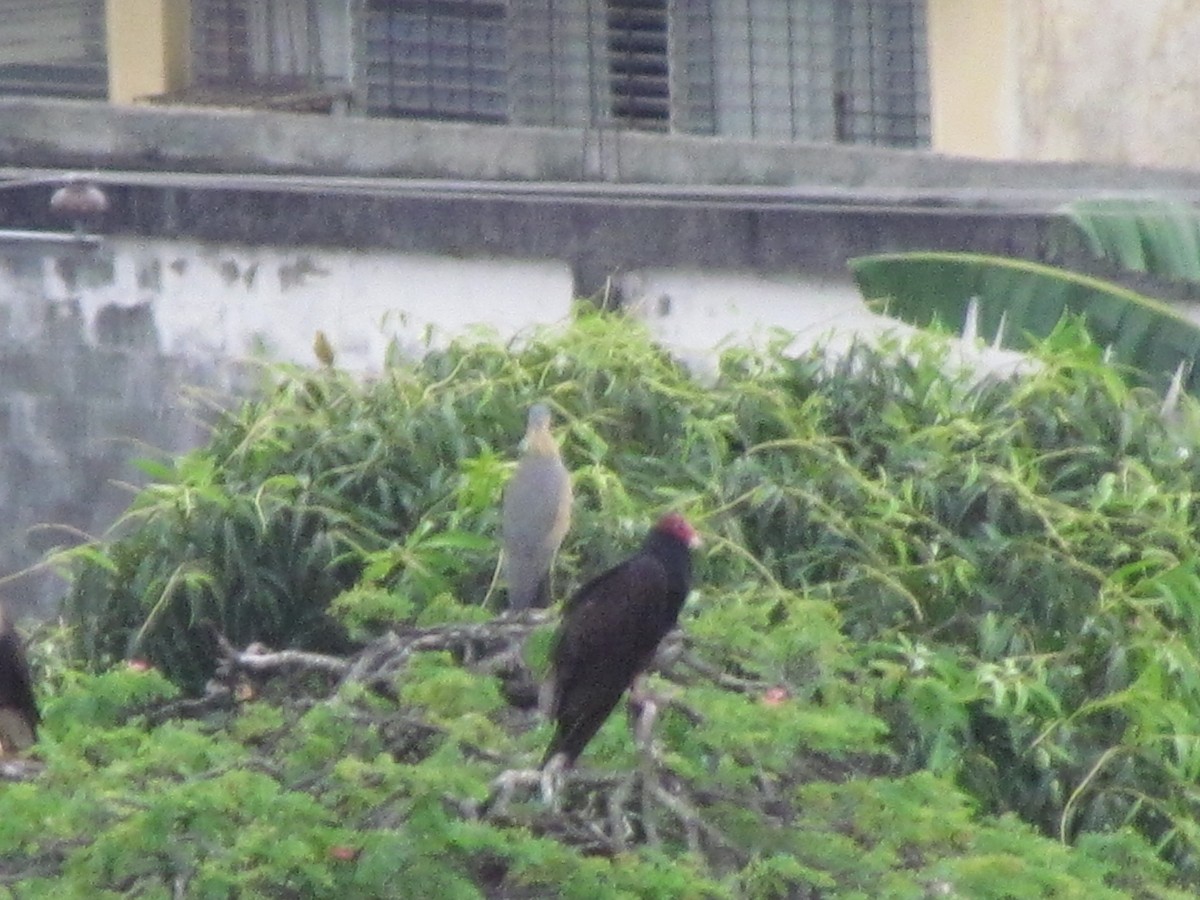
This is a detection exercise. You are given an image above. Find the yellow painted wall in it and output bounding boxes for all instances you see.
[105,0,190,103]
[926,0,1015,159]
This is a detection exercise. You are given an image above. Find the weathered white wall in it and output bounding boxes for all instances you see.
[1012,0,1200,168]
[44,239,576,372]
[616,268,1027,379]
[40,236,1030,378]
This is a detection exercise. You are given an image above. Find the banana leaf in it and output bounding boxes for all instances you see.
[1061,197,1200,283]
[849,251,1200,392]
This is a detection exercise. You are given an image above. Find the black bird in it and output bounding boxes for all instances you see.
[0,603,39,755]
[540,512,700,773]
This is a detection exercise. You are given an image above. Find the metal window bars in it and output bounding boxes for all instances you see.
[0,0,107,100]
[363,0,508,122]
[188,0,930,148]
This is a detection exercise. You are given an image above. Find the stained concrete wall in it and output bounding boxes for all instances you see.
[931,0,1200,169]
[1010,0,1199,167]
[0,236,572,618]
[12,97,1200,187]
[0,243,219,618]
[67,238,573,371]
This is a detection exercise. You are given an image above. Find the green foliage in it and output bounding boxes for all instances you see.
[1060,197,1200,283]
[58,310,727,689]
[29,309,1200,893]
[849,250,1200,394]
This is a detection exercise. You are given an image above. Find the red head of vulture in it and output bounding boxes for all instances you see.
[540,512,700,770]
[0,603,39,755]
[502,403,572,610]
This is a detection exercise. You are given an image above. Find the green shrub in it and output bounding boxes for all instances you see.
[45,309,1200,891]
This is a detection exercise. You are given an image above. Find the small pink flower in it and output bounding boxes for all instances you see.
[762,686,791,707]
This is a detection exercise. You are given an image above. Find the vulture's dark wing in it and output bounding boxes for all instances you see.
[542,554,672,765]
[0,625,38,750]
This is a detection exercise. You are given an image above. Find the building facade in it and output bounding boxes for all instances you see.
[0,0,932,149]
[7,1,1200,168]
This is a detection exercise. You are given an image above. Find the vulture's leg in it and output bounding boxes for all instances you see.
[540,752,568,809]
[627,675,668,844]
[626,675,664,759]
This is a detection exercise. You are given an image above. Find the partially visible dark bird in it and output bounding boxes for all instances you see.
[540,513,700,772]
[502,403,572,610]
[0,603,39,756]
[49,176,109,238]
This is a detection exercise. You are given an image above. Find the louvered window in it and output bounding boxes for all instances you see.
[605,0,669,130]
[182,0,928,147]
[364,0,507,123]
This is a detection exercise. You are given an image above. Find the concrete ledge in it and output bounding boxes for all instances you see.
[7,98,1200,192]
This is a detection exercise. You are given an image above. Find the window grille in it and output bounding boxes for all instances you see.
[833,0,929,147]
[0,0,107,99]
[181,0,930,148]
[192,0,252,86]
[189,0,348,100]
[363,0,507,123]
[508,0,603,128]
[672,0,927,146]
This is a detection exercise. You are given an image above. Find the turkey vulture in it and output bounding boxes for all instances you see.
[0,603,39,755]
[502,403,572,610]
[540,512,700,772]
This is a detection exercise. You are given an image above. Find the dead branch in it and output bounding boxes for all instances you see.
[212,631,351,679]
[670,647,772,694]
[143,684,235,726]
[0,757,43,782]
[190,612,776,870]
[650,782,750,866]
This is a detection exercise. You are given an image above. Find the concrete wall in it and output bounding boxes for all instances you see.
[0,235,572,618]
[0,241,218,618]
[12,97,1200,188]
[930,0,1200,170]
[69,237,573,372]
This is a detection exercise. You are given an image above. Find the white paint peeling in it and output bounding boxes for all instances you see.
[37,239,575,373]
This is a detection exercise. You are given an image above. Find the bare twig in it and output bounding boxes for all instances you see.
[651,783,749,865]
[212,632,350,679]
[0,757,43,781]
[604,772,638,849]
[671,648,771,694]
[143,685,235,726]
